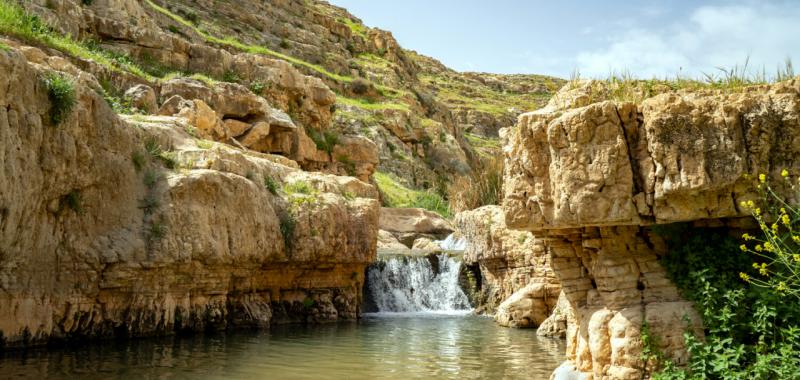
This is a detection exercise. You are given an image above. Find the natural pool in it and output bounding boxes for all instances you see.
[0,313,565,379]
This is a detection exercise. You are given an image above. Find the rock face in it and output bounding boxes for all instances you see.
[0,48,379,348]
[503,80,800,379]
[456,206,561,325]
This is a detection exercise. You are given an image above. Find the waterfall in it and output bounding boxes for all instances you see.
[364,254,471,313]
[436,233,467,251]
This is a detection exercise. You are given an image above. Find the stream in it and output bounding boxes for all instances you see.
[0,248,565,379]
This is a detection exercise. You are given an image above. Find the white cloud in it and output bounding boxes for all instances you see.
[575,2,800,79]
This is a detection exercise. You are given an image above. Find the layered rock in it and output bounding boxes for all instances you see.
[455,206,561,327]
[0,47,379,348]
[503,80,800,379]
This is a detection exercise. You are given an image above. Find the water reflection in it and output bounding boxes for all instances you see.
[0,314,564,379]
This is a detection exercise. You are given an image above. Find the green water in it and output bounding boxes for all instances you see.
[0,313,565,379]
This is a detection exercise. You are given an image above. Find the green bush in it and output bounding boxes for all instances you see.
[43,72,76,125]
[279,211,296,250]
[249,81,266,95]
[653,172,800,379]
[222,70,241,83]
[264,175,279,195]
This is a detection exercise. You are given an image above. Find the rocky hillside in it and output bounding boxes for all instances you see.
[14,0,562,215]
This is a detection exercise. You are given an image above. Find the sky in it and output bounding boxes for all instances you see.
[326,0,800,79]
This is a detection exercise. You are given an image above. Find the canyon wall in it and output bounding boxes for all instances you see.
[0,43,379,348]
[502,80,800,379]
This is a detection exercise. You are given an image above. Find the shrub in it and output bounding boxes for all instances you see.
[148,218,167,240]
[264,175,279,195]
[279,211,296,250]
[131,151,145,171]
[350,78,371,95]
[448,155,503,212]
[43,72,76,125]
[652,172,800,379]
[279,38,290,49]
[62,190,82,213]
[307,128,339,155]
[249,81,266,95]
[222,70,241,83]
[336,154,357,177]
[284,181,315,196]
[738,171,800,298]
[167,25,180,34]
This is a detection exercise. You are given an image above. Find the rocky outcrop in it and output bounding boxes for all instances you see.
[503,80,800,379]
[456,206,560,324]
[379,207,454,249]
[0,47,379,348]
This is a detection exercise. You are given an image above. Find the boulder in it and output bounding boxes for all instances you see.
[379,207,454,238]
[124,84,157,114]
[175,99,228,141]
[377,230,408,251]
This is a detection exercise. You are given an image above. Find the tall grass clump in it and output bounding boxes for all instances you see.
[448,155,503,212]
[43,72,76,125]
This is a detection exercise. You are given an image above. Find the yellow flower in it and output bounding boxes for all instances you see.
[742,233,753,241]
[759,267,769,276]
[772,223,779,233]
[764,242,774,252]
[793,254,800,262]
[759,173,767,183]
[756,245,764,252]
[740,272,751,282]
[782,214,791,227]
[754,208,761,216]
[740,244,748,252]
[777,282,787,292]
[753,263,760,269]
[781,169,789,178]
[793,235,800,244]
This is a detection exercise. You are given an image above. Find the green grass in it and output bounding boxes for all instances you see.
[145,0,354,83]
[43,72,76,125]
[571,59,798,104]
[418,72,556,116]
[374,171,451,218]
[0,0,154,80]
[0,41,9,51]
[336,95,409,111]
[283,181,316,196]
[339,18,367,38]
[464,133,500,149]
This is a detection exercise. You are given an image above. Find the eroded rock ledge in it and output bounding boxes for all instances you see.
[455,206,561,329]
[0,47,378,348]
[502,80,800,379]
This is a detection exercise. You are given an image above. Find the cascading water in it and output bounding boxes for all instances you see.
[364,254,471,313]
[436,233,468,251]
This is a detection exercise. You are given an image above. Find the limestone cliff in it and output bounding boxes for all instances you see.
[0,43,379,348]
[502,79,800,379]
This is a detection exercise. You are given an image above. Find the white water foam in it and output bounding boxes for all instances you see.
[436,233,468,251]
[365,254,471,313]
